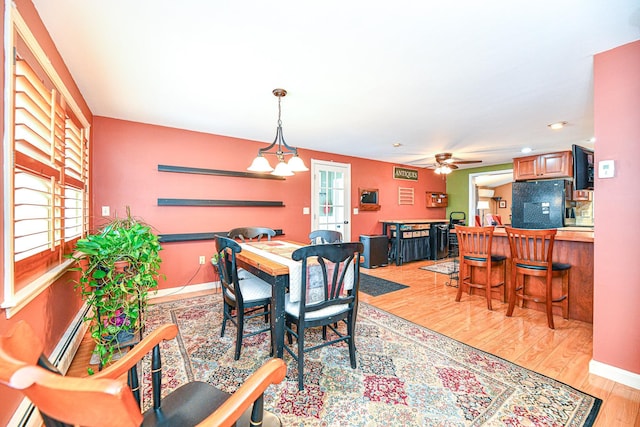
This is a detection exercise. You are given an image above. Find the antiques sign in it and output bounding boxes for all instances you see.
[393,166,419,181]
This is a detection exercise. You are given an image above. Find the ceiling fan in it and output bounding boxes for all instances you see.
[428,152,482,174]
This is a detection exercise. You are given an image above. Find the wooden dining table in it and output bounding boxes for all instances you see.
[233,241,302,358]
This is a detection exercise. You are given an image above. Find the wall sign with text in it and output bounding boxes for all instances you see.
[393,166,419,181]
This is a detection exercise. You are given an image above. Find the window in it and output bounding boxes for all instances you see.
[2,7,90,317]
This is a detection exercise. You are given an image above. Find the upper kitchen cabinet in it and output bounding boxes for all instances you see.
[513,151,572,181]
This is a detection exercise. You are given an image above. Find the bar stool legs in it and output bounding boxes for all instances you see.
[505,227,570,329]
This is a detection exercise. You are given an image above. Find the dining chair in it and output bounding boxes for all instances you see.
[228,227,276,242]
[0,321,286,427]
[454,225,506,310]
[215,236,272,360]
[504,227,570,329]
[284,242,363,390]
[308,229,343,244]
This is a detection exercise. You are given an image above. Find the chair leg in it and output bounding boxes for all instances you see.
[455,262,466,302]
[562,270,569,319]
[297,325,305,391]
[545,274,555,329]
[234,309,244,360]
[485,264,493,311]
[221,302,229,337]
[506,269,517,317]
[347,315,357,369]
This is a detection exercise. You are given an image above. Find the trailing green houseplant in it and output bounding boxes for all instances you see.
[70,208,163,370]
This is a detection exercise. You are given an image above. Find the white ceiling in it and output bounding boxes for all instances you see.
[32,1,639,169]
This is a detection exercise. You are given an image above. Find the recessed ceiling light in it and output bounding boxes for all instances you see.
[392,142,402,147]
[547,121,568,130]
[521,147,532,154]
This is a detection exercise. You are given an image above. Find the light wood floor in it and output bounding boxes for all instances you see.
[68,258,640,426]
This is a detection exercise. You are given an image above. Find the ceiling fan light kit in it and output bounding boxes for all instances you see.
[430,152,482,174]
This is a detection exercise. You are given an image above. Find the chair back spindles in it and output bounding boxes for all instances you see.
[454,225,506,311]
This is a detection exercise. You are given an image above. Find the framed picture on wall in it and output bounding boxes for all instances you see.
[499,200,507,209]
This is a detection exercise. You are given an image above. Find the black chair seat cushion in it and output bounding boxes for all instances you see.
[463,255,506,262]
[515,262,571,271]
[143,381,229,426]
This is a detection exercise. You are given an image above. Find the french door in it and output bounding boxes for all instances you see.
[311,160,351,241]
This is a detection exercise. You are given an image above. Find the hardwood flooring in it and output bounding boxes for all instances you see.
[67,259,640,426]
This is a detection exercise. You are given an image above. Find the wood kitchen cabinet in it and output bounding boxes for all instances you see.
[426,192,448,207]
[513,151,572,181]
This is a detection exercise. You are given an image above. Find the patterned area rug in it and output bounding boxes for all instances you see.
[359,273,409,296]
[142,294,601,426]
[420,260,459,275]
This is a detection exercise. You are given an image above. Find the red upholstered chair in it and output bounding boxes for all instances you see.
[485,213,503,226]
[455,225,507,310]
[504,227,570,329]
[0,321,287,427]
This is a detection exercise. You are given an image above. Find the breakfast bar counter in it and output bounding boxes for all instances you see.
[490,227,594,323]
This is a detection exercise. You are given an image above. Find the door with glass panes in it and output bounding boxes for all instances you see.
[311,160,351,240]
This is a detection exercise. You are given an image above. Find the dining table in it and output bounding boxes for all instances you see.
[233,240,305,358]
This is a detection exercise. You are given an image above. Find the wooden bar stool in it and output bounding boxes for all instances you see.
[455,225,506,310]
[504,227,570,329]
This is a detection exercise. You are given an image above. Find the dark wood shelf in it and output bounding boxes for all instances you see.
[157,198,284,207]
[158,164,285,180]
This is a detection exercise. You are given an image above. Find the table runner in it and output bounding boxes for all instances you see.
[240,241,355,303]
[240,241,304,302]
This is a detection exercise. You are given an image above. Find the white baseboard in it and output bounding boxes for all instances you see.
[8,303,90,427]
[149,281,220,301]
[590,359,640,390]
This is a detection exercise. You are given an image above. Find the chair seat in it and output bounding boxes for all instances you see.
[515,262,571,271]
[284,293,350,320]
[224,274,272,303]
[143,381,229,426]
[463,254,506,262]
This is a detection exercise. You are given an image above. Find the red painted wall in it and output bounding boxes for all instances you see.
[0,1,91,425]
[593,40,640,375]
[91,117,446,290]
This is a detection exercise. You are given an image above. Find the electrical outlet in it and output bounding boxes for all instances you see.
[199,256,205,265]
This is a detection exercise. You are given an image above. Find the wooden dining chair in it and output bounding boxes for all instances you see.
[228,227,276,242]
[216,236,273,360]
[309,229,343,244]
[504,227,570,329]
[455,225,506,310]
[0,321,286,427]
[284,242,363,390]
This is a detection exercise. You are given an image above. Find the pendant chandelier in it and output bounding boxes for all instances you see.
[247,88,308,177]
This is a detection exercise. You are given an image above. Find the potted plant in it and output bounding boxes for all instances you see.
[70,207,163,370]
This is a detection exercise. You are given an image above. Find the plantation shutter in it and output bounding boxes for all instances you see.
[12,56,88,289]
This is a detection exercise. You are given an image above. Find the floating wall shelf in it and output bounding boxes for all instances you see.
[158,164,285,180]
[157,198,284,207]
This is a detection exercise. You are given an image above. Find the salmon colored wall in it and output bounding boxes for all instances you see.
[0,1,92,425]
[91,117,446,290]
[593,40,640,375]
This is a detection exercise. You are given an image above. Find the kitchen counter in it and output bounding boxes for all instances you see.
[490,228,594,322]
[492,226,594,243]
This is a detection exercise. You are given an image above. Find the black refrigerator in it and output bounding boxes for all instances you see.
[511,179,566,229]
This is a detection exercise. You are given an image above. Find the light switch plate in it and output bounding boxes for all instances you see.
[598,160,615,178]
[303,207,310,215]
[101,206,110,216]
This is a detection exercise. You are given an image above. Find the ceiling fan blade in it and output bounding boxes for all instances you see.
[451,159,482,165]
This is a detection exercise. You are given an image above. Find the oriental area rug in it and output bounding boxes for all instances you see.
[142,293,601,426]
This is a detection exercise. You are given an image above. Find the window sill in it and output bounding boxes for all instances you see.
[2,258,75,318]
